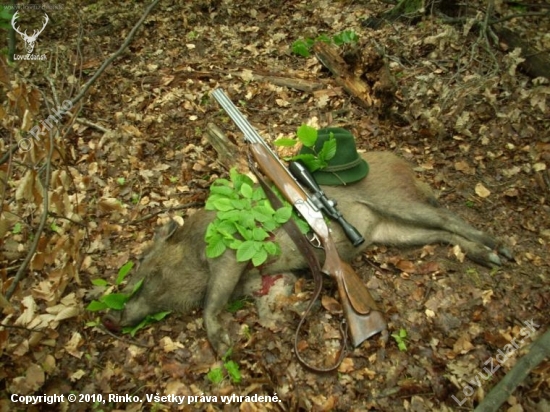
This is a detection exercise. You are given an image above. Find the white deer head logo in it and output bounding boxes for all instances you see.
[11,11,49,54]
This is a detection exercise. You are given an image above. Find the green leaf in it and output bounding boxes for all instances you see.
[231,169,254,190]
[262,219,278,232]
[316,33,331,43]
[86,300,108,312]
[296,124,318,147]
[251,186,266,201]
[319,133,337,162]
[236,240,260,262]
[252,208,272,223]
[210,198,235,211]
[228,238,243,249]
[205,167,296,265]
[216,220,237,237]
[12,222,22,234]
[252,227,269,241]
[91,278,108,287]
[131,278,144,295]
[122,311,171,337]
[274,206,292,224]
[224,360,242,384]
[342,30,358,43]
[210,184,235,196]
[207,367,224,384]
[240,183,253,199]
[263,241,280,256]
[239,213,255,229]
[235,223,252,240]
[205,221,217,237]
[291,153,322,171]
[217,210,242,222]
[293,214,311,234]
[229,168,241,185]
[206,235,227,258]
[212,178,231,186]
[102,293,130,310]
[148,311,171,321]
[273,137,298,147]
[231,198,250,210]
[291,40,311,57]
[252,248,268,266]
[116,261,134,285]
[227,298,248,313]
[253,204,275,219]
[332,30,358,46]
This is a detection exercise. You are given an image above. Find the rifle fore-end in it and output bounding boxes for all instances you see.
[250,144,302,198]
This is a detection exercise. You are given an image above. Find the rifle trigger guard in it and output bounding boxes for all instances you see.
[307,232,323,249]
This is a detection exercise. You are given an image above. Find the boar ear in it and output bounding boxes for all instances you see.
[154,219,179,242]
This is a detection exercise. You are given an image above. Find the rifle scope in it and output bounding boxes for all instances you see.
[289,161,365,247]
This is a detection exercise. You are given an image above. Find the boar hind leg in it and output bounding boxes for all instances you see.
[371,219,506,267]
[412,207,512,261]
[203,258,249,355]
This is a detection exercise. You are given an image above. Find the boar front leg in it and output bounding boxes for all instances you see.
[203,254,249,355]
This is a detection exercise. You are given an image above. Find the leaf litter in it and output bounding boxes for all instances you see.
[0,0,548,411]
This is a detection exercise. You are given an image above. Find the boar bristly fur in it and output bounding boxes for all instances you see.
[103,152,511,354]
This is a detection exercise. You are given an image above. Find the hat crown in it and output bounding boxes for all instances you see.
[299,127,369,186]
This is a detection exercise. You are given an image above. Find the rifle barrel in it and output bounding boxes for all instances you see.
[212,88,316,208]
[212,89,262,145]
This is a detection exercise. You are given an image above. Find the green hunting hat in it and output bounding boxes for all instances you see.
[299,127,369,186]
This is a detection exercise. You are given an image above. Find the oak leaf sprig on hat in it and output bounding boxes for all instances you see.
[274,125,336,172]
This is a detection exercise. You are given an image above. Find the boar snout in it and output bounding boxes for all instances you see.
[102,313,122,333]
[102,295,157,333]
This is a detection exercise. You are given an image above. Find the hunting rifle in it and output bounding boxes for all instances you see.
[212,88,387,347]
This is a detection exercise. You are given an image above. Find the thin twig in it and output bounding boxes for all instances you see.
[131,202,205,224]
[0,145,18,166]
[490,11,550,25]
[6,130,54,299]
[75,118,112,134]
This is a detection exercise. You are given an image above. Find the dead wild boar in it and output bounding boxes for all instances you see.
[102,152,511,354]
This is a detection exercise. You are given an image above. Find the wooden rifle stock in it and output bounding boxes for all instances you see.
[212,88,387,347]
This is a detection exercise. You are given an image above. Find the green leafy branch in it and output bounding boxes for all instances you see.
[205,168,294,267]
[274,124,336,172]
[291,30,359,57]
[85,261,170,336]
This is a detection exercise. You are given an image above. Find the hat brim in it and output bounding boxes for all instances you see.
[312,158,369,186]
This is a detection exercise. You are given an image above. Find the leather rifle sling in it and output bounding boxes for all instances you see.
[250,159,347,372]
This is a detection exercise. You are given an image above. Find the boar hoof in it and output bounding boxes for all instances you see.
[208,329,232,356]
[487,252,502,267]
[498,245,513,261]
[205,318,232,355]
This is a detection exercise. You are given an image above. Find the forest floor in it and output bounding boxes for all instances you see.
[1,1,549,411]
